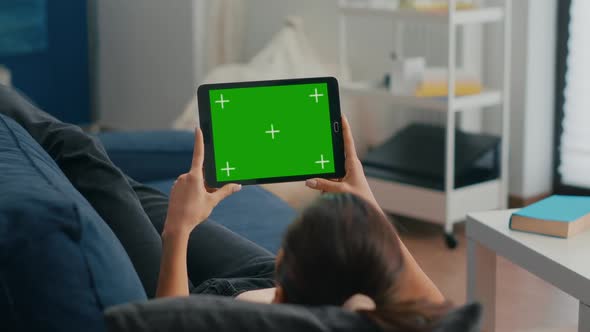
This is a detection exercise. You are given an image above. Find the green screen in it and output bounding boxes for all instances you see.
[209,83,335,181]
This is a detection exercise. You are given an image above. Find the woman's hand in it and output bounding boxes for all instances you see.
[157,128,241,298]
[163,128,241,237]
[306,117,446,305]
[305,115,377,206]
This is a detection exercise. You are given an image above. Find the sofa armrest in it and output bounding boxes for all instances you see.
[97,130,194,182]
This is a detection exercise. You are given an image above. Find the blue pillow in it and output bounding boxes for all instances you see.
[0,114,146,331]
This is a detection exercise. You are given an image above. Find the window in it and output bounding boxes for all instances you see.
[555,0,590,191]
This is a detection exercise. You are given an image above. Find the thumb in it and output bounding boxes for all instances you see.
[305,178,343,193]
[212,183,242,203]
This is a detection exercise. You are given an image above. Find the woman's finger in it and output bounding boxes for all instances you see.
[305,178,344,193]
[212,183,242,204]
[341,115,358,160]
[190,127,205,172]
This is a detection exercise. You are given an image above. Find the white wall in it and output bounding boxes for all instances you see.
[484,0,557,198]
[96,0,202,129]
[482,0,527,196]
[519,0,557,197]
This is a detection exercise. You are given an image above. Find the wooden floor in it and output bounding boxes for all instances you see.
[396,217,579,332]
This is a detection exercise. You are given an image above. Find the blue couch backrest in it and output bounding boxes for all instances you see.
[0,114,146,331]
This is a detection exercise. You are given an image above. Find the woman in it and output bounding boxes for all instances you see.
[157,116,448,330]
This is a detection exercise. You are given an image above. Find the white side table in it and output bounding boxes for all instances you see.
[466,209,590,332]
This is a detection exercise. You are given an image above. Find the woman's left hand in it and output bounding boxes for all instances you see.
[163,128,241,236]
[157,128,241,298]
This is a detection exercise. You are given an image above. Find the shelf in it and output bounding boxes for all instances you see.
[339,6,504,25]
[367,177,501,224]
[338,0,510,230]
[341,82,502,112]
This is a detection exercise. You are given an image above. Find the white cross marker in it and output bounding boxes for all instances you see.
[265,124,280,140]
[309,88,324,103]
[215,94,230,109]
[221,161,235,176]
[315,154,330,169]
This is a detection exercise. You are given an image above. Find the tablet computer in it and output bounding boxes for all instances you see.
[197,77,345,187]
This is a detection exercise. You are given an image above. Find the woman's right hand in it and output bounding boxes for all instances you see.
[163,128,241,237]
[308,116,446,306]
[305,115,377,207]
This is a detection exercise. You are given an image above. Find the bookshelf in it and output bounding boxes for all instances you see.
[339,0,512,248]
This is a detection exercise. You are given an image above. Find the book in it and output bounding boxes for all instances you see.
[509,195,590,238]
[414,80,483,97]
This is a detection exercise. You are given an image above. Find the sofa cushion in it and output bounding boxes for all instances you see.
[146,179,296,253]
[0,114,146,332]
[105,294,379,332]
[104,294,482,332]
[97,130,195,182]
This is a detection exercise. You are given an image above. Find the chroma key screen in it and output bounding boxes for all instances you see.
[209,83,335,181]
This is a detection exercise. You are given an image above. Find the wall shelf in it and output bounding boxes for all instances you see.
[339,5,504,25]
[367,177,501,224]
[341,82,502,112]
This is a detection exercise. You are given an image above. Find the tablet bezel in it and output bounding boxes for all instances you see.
[197,76,345,187]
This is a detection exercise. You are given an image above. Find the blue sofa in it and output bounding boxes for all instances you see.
[0,114,296,331]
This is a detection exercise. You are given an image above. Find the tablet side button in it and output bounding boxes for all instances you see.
[333,121,340,132]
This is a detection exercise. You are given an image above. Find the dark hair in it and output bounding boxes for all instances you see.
[276,193,450,332]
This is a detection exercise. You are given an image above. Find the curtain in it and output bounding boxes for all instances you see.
[558,0,590,188]
[0,0,47,56]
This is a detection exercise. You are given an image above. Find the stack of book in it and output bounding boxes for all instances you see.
[414,81,483,97]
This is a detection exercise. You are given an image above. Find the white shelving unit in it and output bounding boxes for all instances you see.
[339,5,504,24]
[339,0,511,247]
